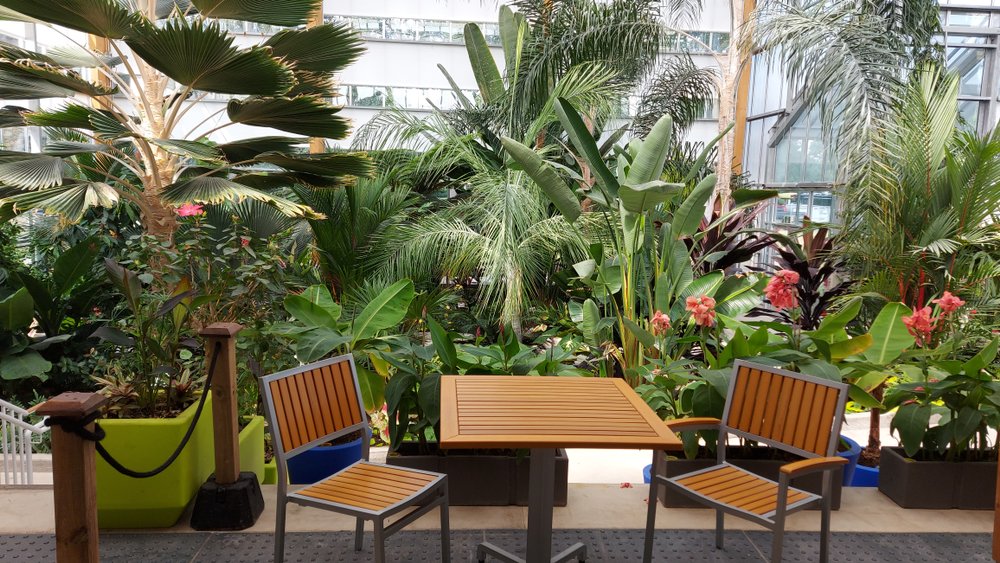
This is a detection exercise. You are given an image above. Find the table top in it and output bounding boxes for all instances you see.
[438,376,683,450]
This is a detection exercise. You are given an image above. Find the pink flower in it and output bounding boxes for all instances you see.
[240,236,251,247]
[932,291,965,314]
[175,203,205,217]
[902,306,936,347]
[764,269,800,311]
[685,295,716,327]
[650,310,671,335]
[914,386,925,392]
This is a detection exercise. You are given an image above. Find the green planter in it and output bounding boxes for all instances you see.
[97,398,215,528]
[238,415,265,483]
[263,459,278,485]
[96,399,266,528]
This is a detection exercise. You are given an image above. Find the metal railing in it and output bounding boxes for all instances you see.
[1,398,48,485]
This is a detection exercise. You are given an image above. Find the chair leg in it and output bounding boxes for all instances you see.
[642,451,660,563]
[715,509,724,549]
[274,498,288,563]
[820,471,833,563]
[373,519,386,563]
[354,517,364,552]
[440,491,451,563]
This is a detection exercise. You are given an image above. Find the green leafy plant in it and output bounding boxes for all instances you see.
[0,287,52,381]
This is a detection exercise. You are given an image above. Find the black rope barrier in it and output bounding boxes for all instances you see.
[45,341,223,479]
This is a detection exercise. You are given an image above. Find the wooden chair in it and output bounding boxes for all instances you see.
[644,360,849,563]
[260,354,450,563]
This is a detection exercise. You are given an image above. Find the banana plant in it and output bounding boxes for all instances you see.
[0,0,370,241]
[503,97,774,380]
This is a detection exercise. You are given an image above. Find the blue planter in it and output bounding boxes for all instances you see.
[851,463,879,487]
[836,435,862,486]
[643,464,652,484]
[286,437,365,485]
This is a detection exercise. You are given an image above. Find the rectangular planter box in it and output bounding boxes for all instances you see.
[654,449,842,510]
[387,444,569,506]
[878,447,996,509]
[97,398,215,528]
[238,415,265,484]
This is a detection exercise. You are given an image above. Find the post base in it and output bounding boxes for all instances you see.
[190,472,264,531]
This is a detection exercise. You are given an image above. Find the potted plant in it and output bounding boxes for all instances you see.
[381,317,581,506]
[879,292,999,509]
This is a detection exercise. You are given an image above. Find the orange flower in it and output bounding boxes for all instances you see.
[901,306,936,347]
[650,310,671,335]
[685,295,716,327]
[931,291,965,314]
[765,269,799,311]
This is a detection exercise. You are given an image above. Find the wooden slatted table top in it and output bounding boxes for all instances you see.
[439,376,683,450]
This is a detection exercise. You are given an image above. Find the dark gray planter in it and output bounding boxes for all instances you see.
[653,448,842,510]
[386,444,569,506]
[878,447,996,509]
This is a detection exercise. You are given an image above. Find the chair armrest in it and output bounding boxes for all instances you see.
[779,456,847,478]
[663,417,721,433]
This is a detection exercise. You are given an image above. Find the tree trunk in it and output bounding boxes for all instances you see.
[712,0,752,213]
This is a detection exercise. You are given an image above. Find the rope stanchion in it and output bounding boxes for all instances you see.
[44,341,223,479]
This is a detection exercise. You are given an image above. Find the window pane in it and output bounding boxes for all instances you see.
[948,11,991,27]
[947,47,986,95]
[958,99,981,130]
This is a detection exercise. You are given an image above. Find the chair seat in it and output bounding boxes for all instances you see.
[292,461,445,514]
[667,463,819,520]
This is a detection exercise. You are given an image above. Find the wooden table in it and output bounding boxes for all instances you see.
[439,376,682,563]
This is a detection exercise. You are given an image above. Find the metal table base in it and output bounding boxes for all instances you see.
[475,449,587,563]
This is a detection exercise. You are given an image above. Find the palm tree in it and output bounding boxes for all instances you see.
[839,66,1000,315]
[0,0,369,241]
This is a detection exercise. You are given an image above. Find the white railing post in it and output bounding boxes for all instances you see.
[0,397,49,485]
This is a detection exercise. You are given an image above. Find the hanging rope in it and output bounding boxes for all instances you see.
[44,341,223,479]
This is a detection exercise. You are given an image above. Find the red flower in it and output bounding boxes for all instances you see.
[901,306,936,347]
[240,236,251,247]
[914,386,925,392]
[175,203,205,217]
[650,310,671,335]
[685,295,716,327]
[931,291,965,314]
[764,269,800,311]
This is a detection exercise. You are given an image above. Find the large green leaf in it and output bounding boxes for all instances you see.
[810,297,863,343]
[294,327,350,363]
[0,349,50,381]
[351,279,415,344]
[427,316,457,372]
[0,287,32,330]
[628,114,673,184]
[0,60,116,98]
[671,174,716,238]
[255,152,372,178]
[284,287,340,329]
[0,106,25,128]
[26,104,130,138]
[623,318,655,348]
[862,302,914,365]
[356,364,385,412]
[264,23,364,73]
[0,181,118,221]
[189,0,320,26]
[0,0,142,39]
[619,180,683,213]
[502,136,581,223]
[148,139,222,161]
[464,23,504,103]
[53,238,99,296]
[0,70,76,99]
[417,372,442,427]
[891,402,931,457]
[0,155,65,189]
[126,19,294,95]
[217,136,306,162]
[580,299,602,344]
[829,334,873,360]
[555,97,619,198]
[161,176,319,218]
[227,96,349,138]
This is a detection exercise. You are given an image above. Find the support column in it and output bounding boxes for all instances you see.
[36,392,108,563]
[308,5,325,154]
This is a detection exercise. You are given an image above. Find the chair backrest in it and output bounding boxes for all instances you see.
[720,360,848,458]
[260,354,368,462]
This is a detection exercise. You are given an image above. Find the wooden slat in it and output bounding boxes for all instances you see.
[310,368,335,438]
[678,466,740,487]
[792,382,817,452]
[727,366,752,427]
[759,373,786,439]
[812,386,838,455]
[780,379,806,445]
[294,462,439,512]
[338,361,364,425]
[771,376,795,443]
[293,372,318,444]
[332,363,353,429]
[746,369,773,436]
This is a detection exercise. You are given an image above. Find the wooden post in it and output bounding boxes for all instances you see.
[35,392,108,563]
[200,322,243,485]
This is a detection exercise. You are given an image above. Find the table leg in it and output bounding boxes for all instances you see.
[526,448,556,562]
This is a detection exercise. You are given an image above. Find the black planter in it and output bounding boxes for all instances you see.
[386,443,569,506]
[653,448,843,510]
[878,447,996,509]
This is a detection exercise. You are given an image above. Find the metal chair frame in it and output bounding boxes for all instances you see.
[644,360,849,563]
[260,354,450,563]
